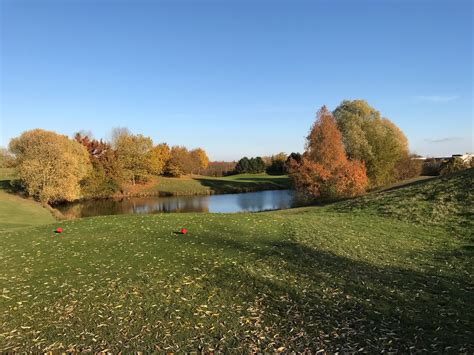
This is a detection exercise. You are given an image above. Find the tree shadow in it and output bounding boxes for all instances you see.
[194,235,473,352]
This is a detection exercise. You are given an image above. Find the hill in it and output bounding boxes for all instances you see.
[332,168,473,238]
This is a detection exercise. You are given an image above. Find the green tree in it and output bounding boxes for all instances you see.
[9,129,91,203]
[235,157,251,173]
[333,100,408,186]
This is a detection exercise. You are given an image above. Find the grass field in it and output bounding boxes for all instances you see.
[122,173,291,196]
[0,169,472,352]
[0,168,55,231]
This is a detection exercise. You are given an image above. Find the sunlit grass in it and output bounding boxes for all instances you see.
[0,170,472,352]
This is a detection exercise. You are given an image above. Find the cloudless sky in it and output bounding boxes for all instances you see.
[1,0,472,160]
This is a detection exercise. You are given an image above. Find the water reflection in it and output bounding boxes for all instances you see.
[56,190,306,218]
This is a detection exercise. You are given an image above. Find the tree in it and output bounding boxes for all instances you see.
[333,100,408,186]
[266,153,288,175]
[149,143,171,175]
[115,133,154,184]
[249,157,266,173]
[290,106,368,199]
[166,146,191,177]
[0,148,14,168]
[235,157,251,174]
[74,133,124,197]
[190,148,209,174]
[9,129,91,203]
[110,127,131,149]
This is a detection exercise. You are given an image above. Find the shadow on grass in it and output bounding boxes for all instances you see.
[193,235,473,352]
[0,179,21,194]
[194,176,291,194]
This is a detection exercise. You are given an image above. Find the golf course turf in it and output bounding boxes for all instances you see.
[0,169,472,352]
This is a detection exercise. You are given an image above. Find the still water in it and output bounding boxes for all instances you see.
[56,190,307,218]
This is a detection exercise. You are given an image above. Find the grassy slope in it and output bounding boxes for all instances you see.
[0,168,55,231]
[0,171,472,352]
[122,173,291,196]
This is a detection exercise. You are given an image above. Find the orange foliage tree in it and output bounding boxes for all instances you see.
[290,106,368,199]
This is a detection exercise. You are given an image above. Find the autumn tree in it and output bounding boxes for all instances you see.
[190,148,209,174]
[9,129,91,203]
[333,100,408,186]
[149,143,171,175]
[74,132,124,197]
[0,148,14,168]
[165,146,191,177]
[115,133,154,184]
[290,106,368,199]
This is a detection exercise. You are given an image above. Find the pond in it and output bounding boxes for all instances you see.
[56,190,307,218]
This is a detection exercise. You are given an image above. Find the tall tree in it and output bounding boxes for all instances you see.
[333,100,409,186]
[149,143,171,175]
[291,107,368,199]
[115,133,154,184]
[166,146,191,177]
[190,148,209,174]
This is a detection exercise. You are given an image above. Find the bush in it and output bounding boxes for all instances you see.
[9,129,91,203]
[440,157,470,176]
[393,154,423,180]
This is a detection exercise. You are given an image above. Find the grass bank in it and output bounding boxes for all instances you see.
[0,168,55,231]
[121,173,291,197]
[0,169,472,352]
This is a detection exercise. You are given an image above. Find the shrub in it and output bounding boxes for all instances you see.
[440,157,470,176]
[393,154,423,180]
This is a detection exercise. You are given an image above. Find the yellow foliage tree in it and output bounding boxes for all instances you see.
[148,143,171,175]
[9,129,91,203]
[190,148,209,174]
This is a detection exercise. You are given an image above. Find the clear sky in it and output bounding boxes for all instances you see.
[1,0,472,160]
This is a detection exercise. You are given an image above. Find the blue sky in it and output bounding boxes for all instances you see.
[1,0,472,160]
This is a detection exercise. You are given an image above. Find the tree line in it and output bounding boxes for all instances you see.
[7,128,209,203]
[4,99,469,204]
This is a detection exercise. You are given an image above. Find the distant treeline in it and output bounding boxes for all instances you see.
[4,128,210,203]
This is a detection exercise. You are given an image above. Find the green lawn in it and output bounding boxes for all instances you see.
[0,168,55,231]
[125,173,291,196]
[0,169,472,352]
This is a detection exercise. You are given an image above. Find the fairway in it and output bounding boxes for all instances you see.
[0,170,472,352]
[122,173,291,196]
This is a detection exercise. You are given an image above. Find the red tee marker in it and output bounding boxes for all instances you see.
[180,228,188,235]
[55,227,63,234]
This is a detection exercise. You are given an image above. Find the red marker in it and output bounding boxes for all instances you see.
[55,227,63,234]
[180,228,188,235]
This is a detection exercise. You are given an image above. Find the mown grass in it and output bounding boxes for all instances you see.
[0,168,55,231]
[123,173,291,196]
[0,170,472,352]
